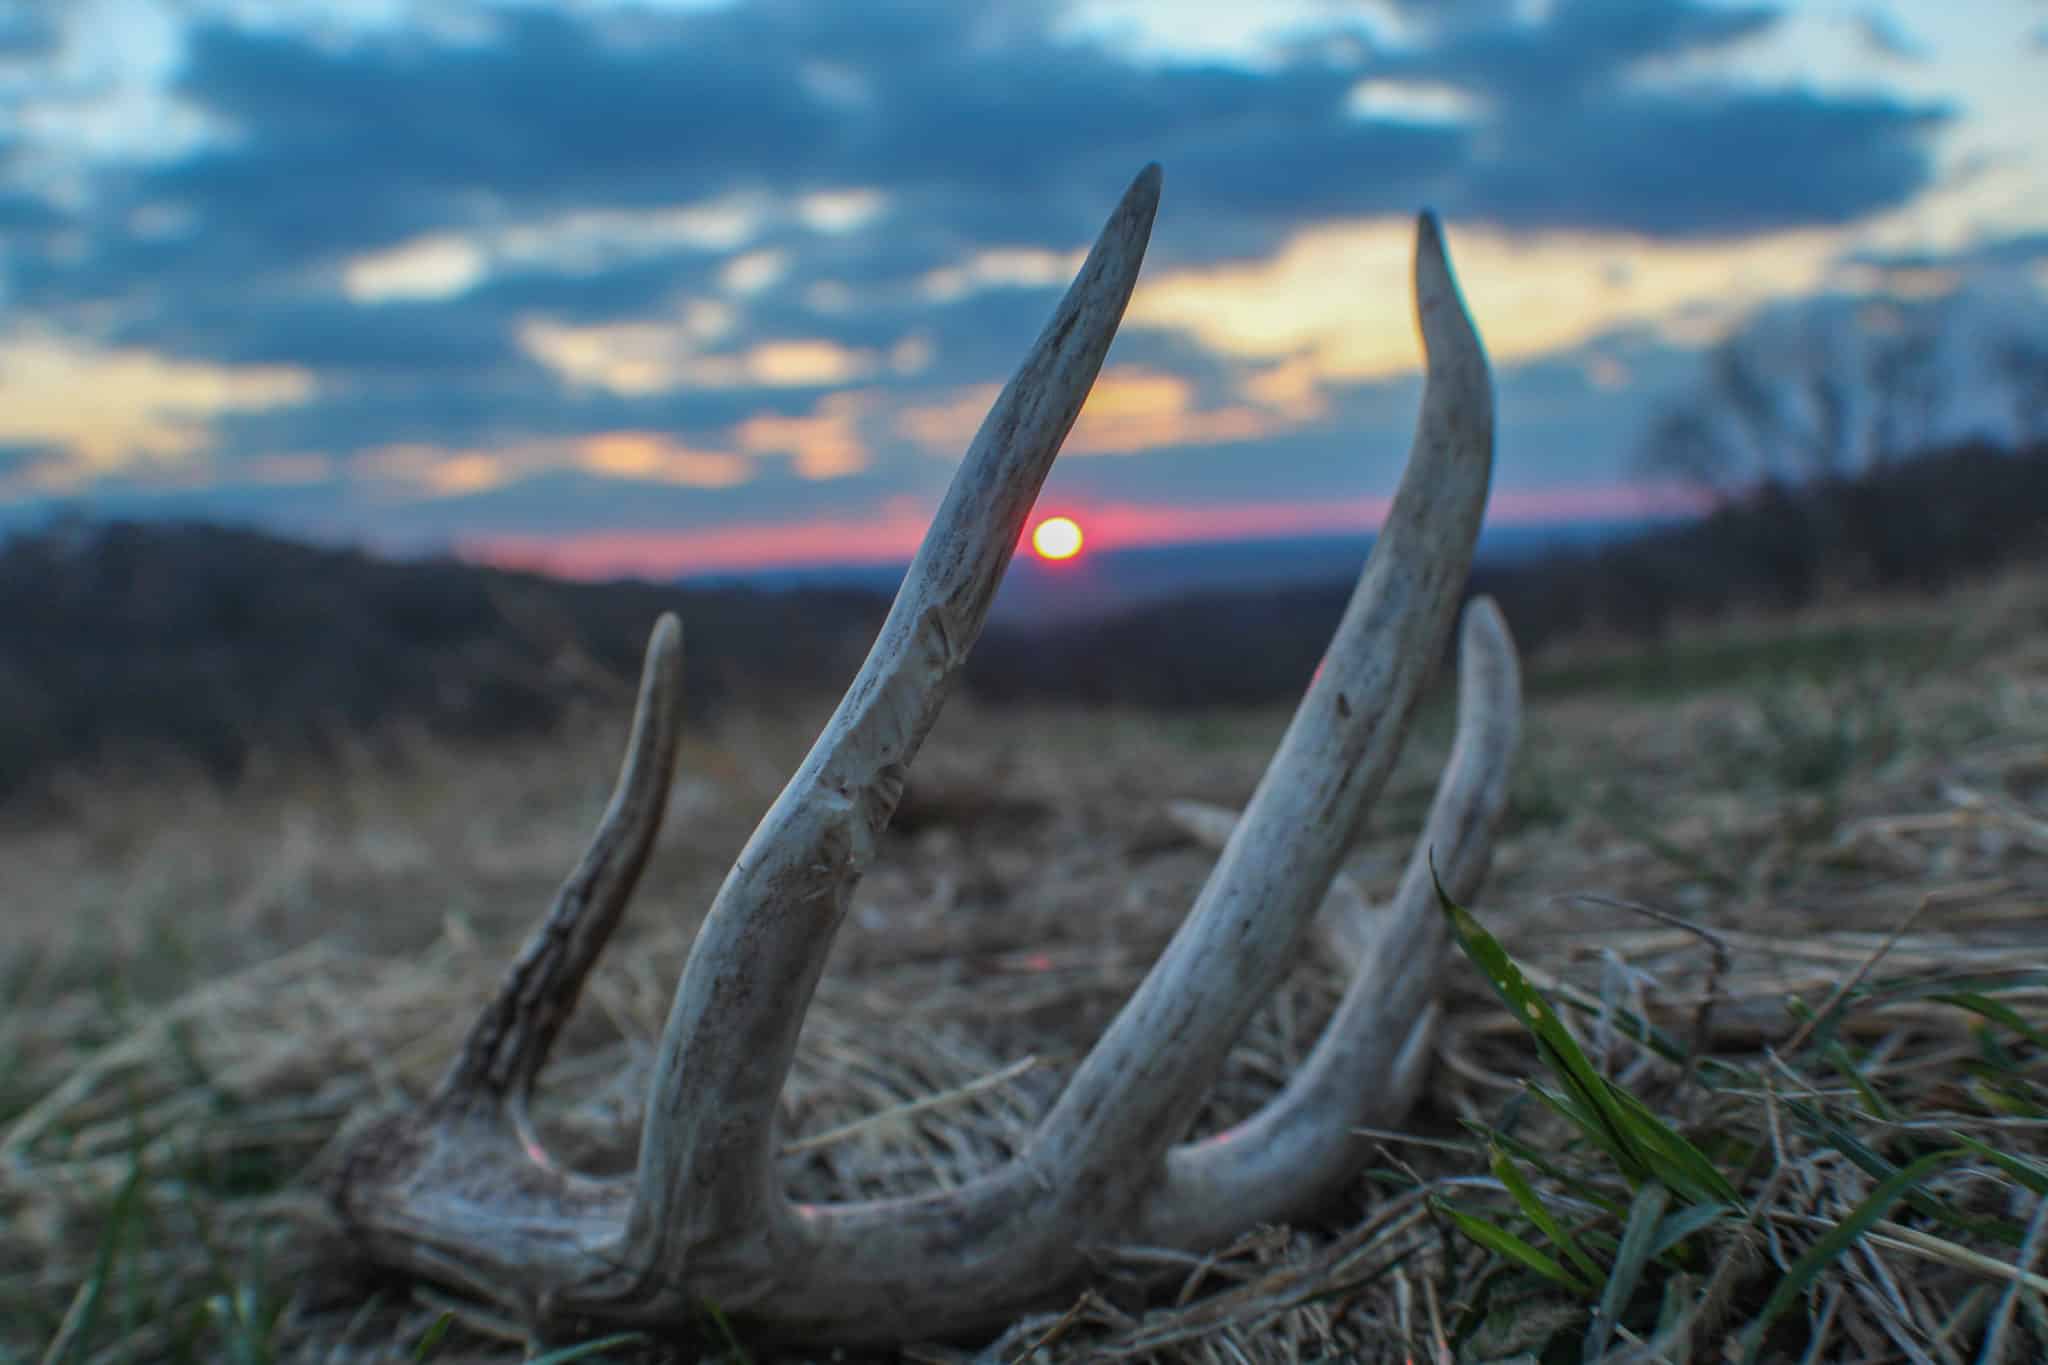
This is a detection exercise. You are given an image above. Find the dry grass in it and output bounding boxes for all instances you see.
[3,566,2045,1363]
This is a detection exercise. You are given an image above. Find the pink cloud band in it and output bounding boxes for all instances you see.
[461,483,1710,581]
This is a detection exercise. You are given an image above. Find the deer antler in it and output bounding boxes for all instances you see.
[326,164,1522,1347]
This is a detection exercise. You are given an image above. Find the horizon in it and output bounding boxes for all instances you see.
[462,480,1715,580]
[2,1,2043,575]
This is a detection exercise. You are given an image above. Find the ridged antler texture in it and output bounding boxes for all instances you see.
[327,165,1522,1348]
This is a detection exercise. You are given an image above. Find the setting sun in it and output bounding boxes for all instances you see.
[1031,515,1085,561]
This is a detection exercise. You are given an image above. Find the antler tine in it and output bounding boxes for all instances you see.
[578,166,1162,1304]
[1139,595,1522,1248]
[328,174,1526,1351]
[1030,210,1494,1195]
[433,612,685,1128]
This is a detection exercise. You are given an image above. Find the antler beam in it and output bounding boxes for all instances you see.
[326,164,1522,1349]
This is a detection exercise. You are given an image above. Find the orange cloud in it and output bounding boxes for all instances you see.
[895,365,1293,462]
[894,382,1002,455]
[0,330,314,480]
[1240,354,1330,421]
[737,391,872,478]
[576,432,751,487]
[359,431,755,497]
[1125,216,1851,381]
[358,443,515,496]
[518,314,880,395]
[1064,367,1276,455]
[744,339,875,387]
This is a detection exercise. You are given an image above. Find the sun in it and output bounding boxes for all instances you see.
[1030,515,1085,561]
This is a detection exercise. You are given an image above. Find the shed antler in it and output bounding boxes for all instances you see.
[327,165,1522,1346]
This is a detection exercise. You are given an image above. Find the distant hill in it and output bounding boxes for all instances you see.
[0,519,888,800]
[692,517,1678,627]
[1,439,2040,800]
[967,439,2047,706]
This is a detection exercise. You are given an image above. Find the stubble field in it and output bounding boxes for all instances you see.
[4,568,2046,1363]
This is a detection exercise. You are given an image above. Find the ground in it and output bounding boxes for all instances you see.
[4,567,2045,1363]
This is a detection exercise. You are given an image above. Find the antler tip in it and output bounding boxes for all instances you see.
[650,610,682,655]
[1109,162,1164,252]
[1412,210,1453,303]
[1411,209,1488,397]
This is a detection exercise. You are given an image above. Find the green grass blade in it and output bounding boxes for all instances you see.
[1650,1201,1732,1261]
[1490,1142,1604,1286]
[1736,1147,1969,1363]
[1586,1180,1669,1361]
[1934,991,2048,1050]
[1602,1085,1742,1207]
[412,1311,455,1360]
[525,1333,647,1364]
[1783,1098,2022,1245]
[1486,1127,1630,1219]
[43,1151,147,1365]
[1433,1200,1595,1297]
[1951,1135,2048,1196]
[1436,877,1651,1184]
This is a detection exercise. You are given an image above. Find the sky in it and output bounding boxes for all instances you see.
[0,0,2044,578]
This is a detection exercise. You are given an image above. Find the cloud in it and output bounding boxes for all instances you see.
[0,330,314,478]
[1127,214,1860,383]
[898,365,1296,461]
[0,0,1996,554]
[1854,8,1929,63]
[575,432,753,488]
[1389,0,1780,102]
[1850,230,2048,275]
[343,235,488,303]
[1454,88,1947,238]
[736,391,874,478]
[355,430,755,499]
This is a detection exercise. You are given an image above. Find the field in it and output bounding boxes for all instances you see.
[4,568,2046,1363]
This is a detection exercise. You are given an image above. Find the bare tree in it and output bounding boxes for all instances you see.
[1789,314,1858,479]
[1990,334,2048,445]
[1637,399,1740,498]
[1867,301,1949,463]
[1708,335,1794,479]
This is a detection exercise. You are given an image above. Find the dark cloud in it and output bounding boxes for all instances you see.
[1374,0,1949,237]
[0,7,55,57]
[101,250,738,383]
[202,364,850,468]
[116,293,538,379]
[1456,88,1946,237]
[137,2,1460,270]
[0,188,63,238]
[1403,0,1779,104]
[0,0,1970,534]
[21,0,1946,304]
